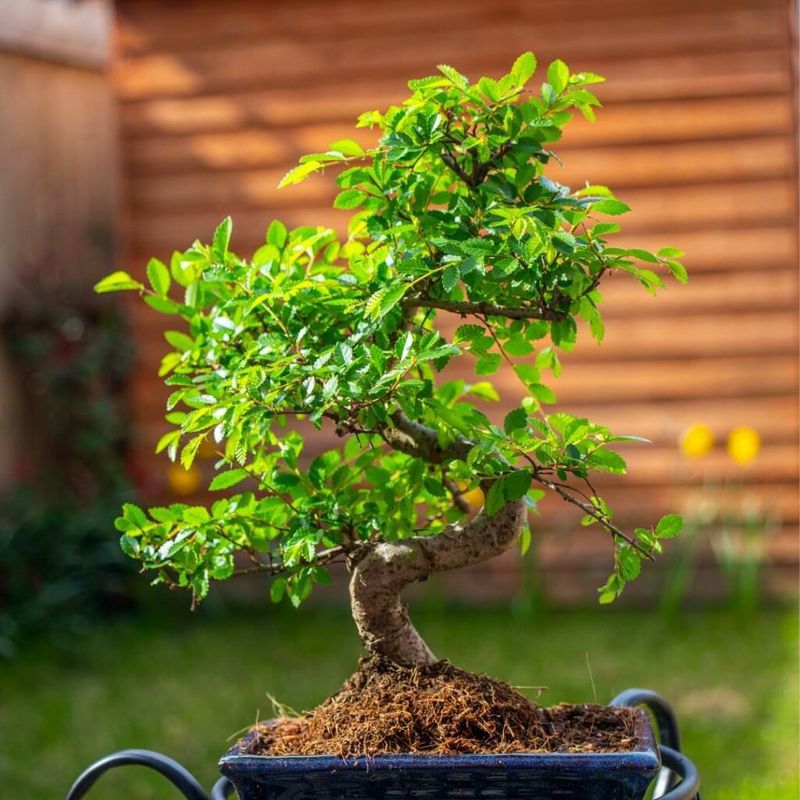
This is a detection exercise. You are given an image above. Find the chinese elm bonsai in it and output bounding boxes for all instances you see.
[96,53,686,755]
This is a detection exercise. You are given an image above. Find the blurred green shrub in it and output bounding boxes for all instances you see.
[0,294,137,656]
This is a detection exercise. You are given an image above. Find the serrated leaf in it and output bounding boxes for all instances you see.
[468,381,499,402]
[484,479,506,516]
[666,260,689,285]
[589,449,627,474]
[619,546,641,580]
[374,284,408,319]
[504,335,533,356]
[212,217,232,262]
[656,513,683,539]
[329,138,364,157]
[145,295,180,315]
[180,434,205,470]
[530,383,557,404]
[453,324,485,344]
[209,469,249,491]
[146,258,171,295]
[156,430,181,455]
[94,271,144,294]
[278,160,323,189]
[442,264,459,292]
[475,353,502,375]
[592,198,630,216]
[437,63,469,89]
[334,188,367,209]
[504,407,528,434]
[123,503,148,529]
[164,330,195,352]
[266,220,288,248]
[504,469,532,501]
[547,59,569,94]
[511,51,537,86]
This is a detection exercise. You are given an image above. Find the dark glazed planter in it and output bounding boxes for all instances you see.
[219,710,659,800]
[64,690,699,800]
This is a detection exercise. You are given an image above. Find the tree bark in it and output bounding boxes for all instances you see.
[349,497,527,666]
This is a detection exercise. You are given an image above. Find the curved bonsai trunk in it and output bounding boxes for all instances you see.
[349,498,527,666]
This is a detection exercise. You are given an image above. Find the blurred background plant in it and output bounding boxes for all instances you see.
[0,289,137,657]
[660,423,778,615]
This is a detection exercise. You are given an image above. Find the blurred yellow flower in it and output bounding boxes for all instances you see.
[167,463,202,495]
[680,423,714,459]
[727,426,760,466]
[461,486,485,511]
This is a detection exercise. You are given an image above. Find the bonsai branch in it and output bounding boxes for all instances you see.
[405,297,566,322]
[378,411,473,463]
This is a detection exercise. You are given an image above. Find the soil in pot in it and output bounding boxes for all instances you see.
[238,657,641,758]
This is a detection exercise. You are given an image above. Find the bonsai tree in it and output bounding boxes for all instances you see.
[97,53,685,669]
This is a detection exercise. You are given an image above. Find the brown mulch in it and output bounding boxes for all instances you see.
[239,657,641,757]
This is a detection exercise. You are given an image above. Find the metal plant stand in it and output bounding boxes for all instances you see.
[65,689,699,800]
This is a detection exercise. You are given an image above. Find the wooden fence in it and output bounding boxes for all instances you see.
[113,0,798,602]
[0,0,117,487]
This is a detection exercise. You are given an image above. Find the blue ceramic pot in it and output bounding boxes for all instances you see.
[219,711,659,800]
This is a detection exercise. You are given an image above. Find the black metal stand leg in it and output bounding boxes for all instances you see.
[611,689,700,800]
[211,776,237,799]
[65,749,211,800]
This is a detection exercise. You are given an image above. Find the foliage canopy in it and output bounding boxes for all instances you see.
[97,53,684,611]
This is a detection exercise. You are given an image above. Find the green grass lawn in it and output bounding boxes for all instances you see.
[0,604,797,799]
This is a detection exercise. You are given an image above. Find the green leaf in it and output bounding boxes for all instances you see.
[329,138,364,157]
[656,514,683,539]
[442,264,459,292]
[592,198,630,216]
[657,247,684,259]
[666,260,689,285]
[520,525,532,555]
[212,217,232,262]
[270,577,287,603]
[334,188,367,209]
[180,434,205,470]
[504,407,527,434]
[164,330,194,352]
[122,503,148,529]
[156,430,181,456]
[484,479,506,516]
[266,220,288,249]
[511,51,537,86]
[145,295,180,315]
[475,353,502,375]
[547,59,569,94]
[209,469,250,491]
[468,381,500,402]
[146,258,171,295]
[278,160,323,188]
[368,284,408,320]
[589,449,627,474]
[530,383,557,404]
[504,469,532,501]
[94,270,143,294]
[627,248,660,265]
[504,335,533,356]
[618,546,641,580]
[437,64,469,89]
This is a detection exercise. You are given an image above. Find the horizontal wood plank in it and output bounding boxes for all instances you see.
[114,0,798,588]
